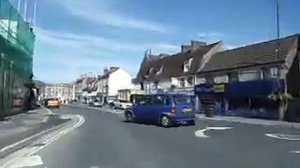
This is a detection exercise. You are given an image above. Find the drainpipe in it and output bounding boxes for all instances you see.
[194,73,200,113]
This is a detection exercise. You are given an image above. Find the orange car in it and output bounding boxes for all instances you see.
[46,98,61,108]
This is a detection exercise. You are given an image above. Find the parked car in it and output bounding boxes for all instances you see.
[88,100,103,107]
[45,98,61,108]
[124,94,195,127]
[108,101,115,108]
[114,100,132,110]
[71,99,77,104]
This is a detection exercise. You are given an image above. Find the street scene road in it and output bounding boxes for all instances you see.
[30,105,299,168]
[1,0,300,168]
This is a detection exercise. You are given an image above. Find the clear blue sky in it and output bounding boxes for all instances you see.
[16,0,300,83]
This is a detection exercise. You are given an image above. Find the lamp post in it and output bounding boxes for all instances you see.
[274,0,289,121]
[275,0,281,69]
[0,53,5,120]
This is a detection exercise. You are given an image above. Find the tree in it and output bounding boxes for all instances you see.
[268,92,293,120]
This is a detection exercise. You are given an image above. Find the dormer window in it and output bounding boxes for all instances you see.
[183,58,193,72]
[156,66,163,75]
[149,67,154,74]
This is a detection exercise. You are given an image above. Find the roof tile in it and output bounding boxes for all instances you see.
[202,34,299,72]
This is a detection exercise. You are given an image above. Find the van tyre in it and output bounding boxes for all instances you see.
[125,111,134,122]
[188,120,195,126]
[160,115,172,127]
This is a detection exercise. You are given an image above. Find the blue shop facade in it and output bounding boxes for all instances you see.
[194,79,286,119]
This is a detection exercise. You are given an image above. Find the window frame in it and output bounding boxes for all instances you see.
[187,76,194,86]
[150,95,166,105]
[179,78,185,87]
[270,67,279,78]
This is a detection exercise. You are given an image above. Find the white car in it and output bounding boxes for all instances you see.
[89,100,103,107]
[114,100,132,110]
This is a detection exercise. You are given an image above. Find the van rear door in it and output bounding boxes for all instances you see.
[172,95,195,115]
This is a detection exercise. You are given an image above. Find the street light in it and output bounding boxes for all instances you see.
[0,54,4,120]
[275,0,280,62]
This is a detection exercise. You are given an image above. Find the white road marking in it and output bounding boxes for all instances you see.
[195,127,233,138]
[289,150,300,154]
[0,115,85,168]
[7,155,43,168]
[0,112,72,153]
[265,134,300,141]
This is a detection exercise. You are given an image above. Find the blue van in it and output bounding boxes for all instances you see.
[124,94,195,127]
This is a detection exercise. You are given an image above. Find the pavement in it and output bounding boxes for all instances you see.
[196,114,300,129]
[17,105,298,168]
[0,107,71,160]
[70,103,300,129]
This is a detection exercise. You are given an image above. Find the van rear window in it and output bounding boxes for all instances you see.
[173,95,193,104]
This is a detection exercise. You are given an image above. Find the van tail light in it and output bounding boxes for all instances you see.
[171,103,176,114]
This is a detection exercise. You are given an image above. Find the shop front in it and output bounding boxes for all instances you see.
[195,79,285,119]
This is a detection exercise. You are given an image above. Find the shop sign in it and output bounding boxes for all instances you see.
[213,84,225,93]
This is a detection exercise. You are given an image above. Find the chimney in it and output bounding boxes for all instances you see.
[109,66,119,71]
[181,45,191,53]
[191,40,207,51]
[103,67,109,74]
[158,53,169,58]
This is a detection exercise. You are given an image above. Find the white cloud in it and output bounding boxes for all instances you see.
[49,0,169,33]
[35,27,178,53]
[33,27,178,83]
[198,32,223,38]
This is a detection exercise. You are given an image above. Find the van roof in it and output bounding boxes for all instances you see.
[147,93,191,96]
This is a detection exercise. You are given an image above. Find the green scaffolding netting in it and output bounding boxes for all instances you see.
[0,0,35,117]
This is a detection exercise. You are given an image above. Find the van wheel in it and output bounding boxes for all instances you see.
[125,111,134,122]
[188,120,195,126]
[160,115,172,127]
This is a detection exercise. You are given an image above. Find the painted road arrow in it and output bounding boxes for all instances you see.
[195,126,233,138]
[265,134,300,141]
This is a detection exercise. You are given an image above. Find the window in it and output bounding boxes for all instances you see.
[238,70,262,82]
[173,95,193,104]
[165,96,171,105]
[154,81,159,89]
[270,67,279,78]
[183,58,193,72]
[228,72,239,82]
[214,75,228,83]
[156,66,163,75]
[187,77,194,86]
[140,82,144,90]
[149,67,154,74]
[179,78,185,87]
[151,95,165,105]
[196,77,206,84]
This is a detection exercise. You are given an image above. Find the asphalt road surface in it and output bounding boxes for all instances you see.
[36,105,300,168]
